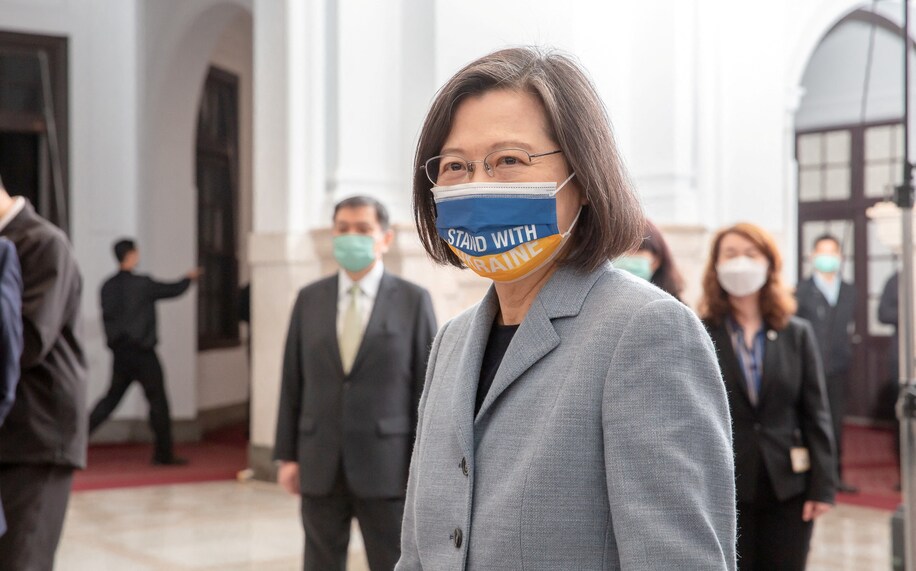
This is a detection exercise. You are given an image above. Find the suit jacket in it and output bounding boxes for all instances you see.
[795,277,856,377]
[0,237,22,537]
[0,201,87,468]
[397,263,737,571]
[274,270,437,499]
[0,237,22,426]
[705,317,836,505]
[879,272,899,379]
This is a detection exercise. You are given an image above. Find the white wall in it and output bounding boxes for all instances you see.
[0,0,142,418]
[139,0,251,420]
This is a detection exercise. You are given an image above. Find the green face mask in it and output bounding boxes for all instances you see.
[813,254,841,274]
[333,234,377,272]
[615,255,654,281]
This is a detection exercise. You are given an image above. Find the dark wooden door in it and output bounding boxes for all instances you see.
[196,67,240,350]
[797,122,902,422]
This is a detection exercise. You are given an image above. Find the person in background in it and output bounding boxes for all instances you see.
[795,234,858,494]
[0,237,22,540]
[274,196,437,571]
[615,219,685,300]
[700,222,835,571]
[398,47,735,570]
[87,239,200,466]
[0,179,87,571]
[878,271,901,480]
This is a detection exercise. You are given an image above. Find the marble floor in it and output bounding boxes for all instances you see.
[57,481,892,570]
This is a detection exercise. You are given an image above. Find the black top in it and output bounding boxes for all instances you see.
[101,270,191,350]
[476,321,519,415]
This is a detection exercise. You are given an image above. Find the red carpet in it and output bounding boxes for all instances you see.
[71,422,905,511]
[837,424,901,511]
[73,423,249,492]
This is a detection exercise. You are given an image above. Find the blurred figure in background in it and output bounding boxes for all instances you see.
[878,271,901,478]
[614,219,685,301]
[795,234,857,494]
[0,180,87,571]
[700,222,835,571]
[0,237,22,540]
[88,239,200,466]
[274,196,437,571]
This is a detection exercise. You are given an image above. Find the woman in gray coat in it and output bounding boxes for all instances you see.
[397,47,736,570]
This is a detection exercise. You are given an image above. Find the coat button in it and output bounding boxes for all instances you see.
[753,423,762,432]
[459,457,468,477]
[451,528,463,549]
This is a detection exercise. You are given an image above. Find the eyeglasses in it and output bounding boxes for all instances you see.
[421,148,563,186]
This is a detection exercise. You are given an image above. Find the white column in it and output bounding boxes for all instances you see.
[330,0,436,222]
[249,0,329,470]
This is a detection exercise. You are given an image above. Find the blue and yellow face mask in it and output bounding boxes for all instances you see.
[432,173,579,283]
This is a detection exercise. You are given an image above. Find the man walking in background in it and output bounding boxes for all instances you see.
[0,179,87,571]
[274,196,437,571]
[796,233,858,493]
[88,238,200,466]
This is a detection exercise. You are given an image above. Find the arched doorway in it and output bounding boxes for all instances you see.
[795,8,913,422]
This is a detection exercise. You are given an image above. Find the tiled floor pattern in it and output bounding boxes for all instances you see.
[56,481,894,570]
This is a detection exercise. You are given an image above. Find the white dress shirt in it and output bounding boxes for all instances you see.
[337,260,384,338]
[0,197,25,233]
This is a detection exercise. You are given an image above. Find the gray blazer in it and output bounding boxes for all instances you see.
[397,262,736,570]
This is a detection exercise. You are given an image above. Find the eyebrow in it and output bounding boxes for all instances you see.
[439,140,536,156]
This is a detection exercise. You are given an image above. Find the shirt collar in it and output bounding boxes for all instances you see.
[0,196,26,233]
[339,260,384,298]
[813,272,841,306]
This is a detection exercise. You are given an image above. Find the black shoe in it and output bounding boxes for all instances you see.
[152,456,188,466]
[837,481,859,494]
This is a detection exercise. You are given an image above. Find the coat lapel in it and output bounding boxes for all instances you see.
[473,263,605,424]
[710,324,756,410]
[320,275,345,378]
[757,328,781,408]
[451,287,500,457]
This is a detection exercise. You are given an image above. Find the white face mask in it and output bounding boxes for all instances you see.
[716,256,769,297]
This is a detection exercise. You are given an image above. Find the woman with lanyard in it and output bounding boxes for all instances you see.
[700,222,836,571]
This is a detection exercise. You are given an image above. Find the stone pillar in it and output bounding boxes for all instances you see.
[248,0,329,478]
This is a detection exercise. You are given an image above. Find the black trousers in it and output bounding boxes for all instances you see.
[825,370,848,479]
[0,464,74,571]
[737,468,814,571]
[300,467,404,571]
[88,347,175,462]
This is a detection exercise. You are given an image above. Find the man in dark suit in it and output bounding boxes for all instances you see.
[274,196,437,571]
[796,233,858,493]
[0,237,22,539]
[88,239,200,465]
[0,182,87,571]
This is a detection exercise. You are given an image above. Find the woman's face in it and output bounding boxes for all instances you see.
[717,232,766,266]
[440,88,585,233]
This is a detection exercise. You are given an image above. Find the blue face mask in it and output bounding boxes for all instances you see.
[615,255,654,281]
[333,234,377,272]
[432,173,578,283]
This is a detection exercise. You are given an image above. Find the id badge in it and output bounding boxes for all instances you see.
[790,447,811,474]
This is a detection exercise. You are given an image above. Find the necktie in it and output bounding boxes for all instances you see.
[339,284,363,374]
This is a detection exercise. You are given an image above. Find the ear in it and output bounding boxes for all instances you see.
[378,228,395,253]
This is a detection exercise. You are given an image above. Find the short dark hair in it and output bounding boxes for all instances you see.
[333,196,390,230]
[412,46,645,272]
[113,238,137,263]
[813,233,841,251]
